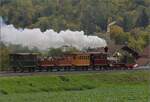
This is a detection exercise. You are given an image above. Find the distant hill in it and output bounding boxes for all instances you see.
[0,0,150,51]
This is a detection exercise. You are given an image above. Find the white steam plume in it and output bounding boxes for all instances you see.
[1,19,107,50]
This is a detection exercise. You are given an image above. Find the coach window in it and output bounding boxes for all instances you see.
[100,55,103,59]
[99,55,102,59]
[88,56,90,60]
[83,56,85,59]
[99,55,103,59]
[87,56,89,60]
[103,55,105,59]
[73,56,76,59]
[104,55,106,59]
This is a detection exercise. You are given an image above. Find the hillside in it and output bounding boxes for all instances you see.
[1,0,149,48]
[0,0,150,69]
[1,0,150,32]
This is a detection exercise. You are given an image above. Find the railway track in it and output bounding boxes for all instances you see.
[0,67,149,77]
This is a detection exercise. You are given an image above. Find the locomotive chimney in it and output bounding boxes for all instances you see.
[104,46,108,53]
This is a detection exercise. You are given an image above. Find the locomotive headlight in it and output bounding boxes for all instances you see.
[109,64,113,67]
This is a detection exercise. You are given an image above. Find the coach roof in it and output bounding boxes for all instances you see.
[9,53,39,55]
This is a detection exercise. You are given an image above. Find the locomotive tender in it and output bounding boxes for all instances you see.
[9,47,137,72]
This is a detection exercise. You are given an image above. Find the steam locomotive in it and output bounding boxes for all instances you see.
[9,47,138,72]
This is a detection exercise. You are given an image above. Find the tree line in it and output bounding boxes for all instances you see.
[0,0,150,69]
[1,0,149,33]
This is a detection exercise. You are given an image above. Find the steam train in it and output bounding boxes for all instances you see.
[9,47,138,72]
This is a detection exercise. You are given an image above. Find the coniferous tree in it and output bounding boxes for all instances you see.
[136,8,149,28]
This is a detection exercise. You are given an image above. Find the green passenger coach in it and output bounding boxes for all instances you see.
[9,53,39,72]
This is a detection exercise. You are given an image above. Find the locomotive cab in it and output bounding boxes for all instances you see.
[89,52,109,69]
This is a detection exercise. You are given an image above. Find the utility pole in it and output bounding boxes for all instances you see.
[106,21,116,44]
[0,17,1,43]
[0,16,2,69]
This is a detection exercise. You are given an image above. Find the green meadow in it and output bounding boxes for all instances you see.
[0,70,149,102]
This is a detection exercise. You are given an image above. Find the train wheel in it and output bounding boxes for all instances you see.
[13,67,17,72]
[92,66,95,70]
[60,67,63,71]
[46,67,49,72]
[65,67,68,71]
[38,67,42,72]
[109,67,112,70]
[57,67,60,71]
[85,67,88,71]
[80,67,83,71]
[49,67,53,72]
[67,67,70,71]
[64,67,67,71]
[111,67,115,70]
[48,67,51,72]
[121,67,125,70]
[98,66,101,70]
[20,68,25,73]
[32,67,36,72]
[75,67,79,71]
[100,67,103,70]
[124,67,128,70]
[28,68,32,72]
[88,66,92,71]
[107,66,110,70]
[102,66,105,70]
[82,67,85,71]
[74,68,78,71]
[83,67,86,71]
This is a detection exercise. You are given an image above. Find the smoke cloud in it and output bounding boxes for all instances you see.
[1,18,107,50]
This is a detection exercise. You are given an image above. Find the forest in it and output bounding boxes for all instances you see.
[0,0,150,69]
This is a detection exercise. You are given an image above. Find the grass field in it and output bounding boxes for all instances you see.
[0,70,149,102]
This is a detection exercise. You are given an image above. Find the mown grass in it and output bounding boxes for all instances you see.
[0,70,149,102]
